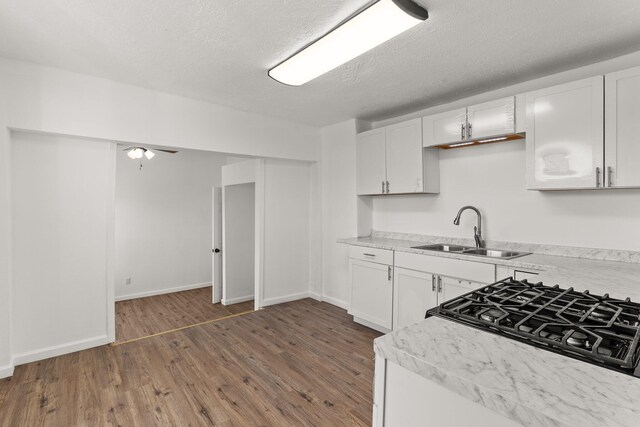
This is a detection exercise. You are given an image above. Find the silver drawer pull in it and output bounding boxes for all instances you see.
[363,253,376,257]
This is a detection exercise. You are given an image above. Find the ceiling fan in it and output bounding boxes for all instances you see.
[123,146,178,170]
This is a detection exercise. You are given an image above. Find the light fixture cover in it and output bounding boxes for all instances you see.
[268,0,428,86]
[144,149,155,160]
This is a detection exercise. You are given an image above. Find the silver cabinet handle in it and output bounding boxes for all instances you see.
[363,253,376,257]
[467,123,472,139]
[381,180,385,194]
[431,276,436,292]
[388,266,392,281]
[437,276,442,293]
[607,166,613,188]
[461,124,465,140]
[386,181,389,194]
[596,167,601,188]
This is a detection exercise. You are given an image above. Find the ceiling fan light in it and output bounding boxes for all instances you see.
[144,149,155,160]
[127,149,138,159]
[268,0,428,86]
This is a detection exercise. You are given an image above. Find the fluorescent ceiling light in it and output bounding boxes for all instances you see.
[268,0,429,86]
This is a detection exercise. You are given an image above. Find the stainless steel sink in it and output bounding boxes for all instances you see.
[411,243,530,260]
[411,244,469,252]
[461,248,528,259]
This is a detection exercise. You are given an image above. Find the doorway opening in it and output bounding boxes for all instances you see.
[221,182,256,306]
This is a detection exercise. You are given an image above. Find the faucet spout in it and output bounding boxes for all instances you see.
[453,206,484,248]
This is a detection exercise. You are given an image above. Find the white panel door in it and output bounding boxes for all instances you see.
[525,76,604,189]
[605,66,640,188]
[422,108,467,147]
[439,276,484,304]
[212,187,223,303]
[385,118,424,194]
[349,259,393,330]
[467,97,515,140]
[356,128,387,195]
[393,268,436,330]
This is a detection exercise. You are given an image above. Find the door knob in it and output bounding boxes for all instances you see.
[213,248,221,253]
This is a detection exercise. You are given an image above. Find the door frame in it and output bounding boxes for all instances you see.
[220,159,264,311]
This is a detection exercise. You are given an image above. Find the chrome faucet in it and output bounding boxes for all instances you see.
[454,206,484,248]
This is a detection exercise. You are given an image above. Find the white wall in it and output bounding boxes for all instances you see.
[319,120,360,308]
[262,159,311,305]
[0,58,320,161]
[115,149,227,300]
[223,183,256,304]
[0,127,11,375]
[10,132,115,363]
[373,140,640,251]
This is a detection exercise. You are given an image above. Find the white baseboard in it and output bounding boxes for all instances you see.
[322,295,349,310]
[308,291,323,302]
[0,364,14,379]
[115,282,211,302]
[262,291,310,307]
[222,294,254,305]
[12,335,111,366]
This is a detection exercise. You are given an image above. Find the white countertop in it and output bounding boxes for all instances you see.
[339,233,640,427]
[375,317,640,427]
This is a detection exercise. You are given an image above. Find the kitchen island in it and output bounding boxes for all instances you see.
[340,231,640,426]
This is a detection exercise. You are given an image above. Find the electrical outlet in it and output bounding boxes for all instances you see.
[125,277,132,286]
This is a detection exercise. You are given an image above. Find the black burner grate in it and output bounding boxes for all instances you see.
[426,278,640,377]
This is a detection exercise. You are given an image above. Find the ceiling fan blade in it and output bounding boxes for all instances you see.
[122,147,135,151]
[155,149,179,154]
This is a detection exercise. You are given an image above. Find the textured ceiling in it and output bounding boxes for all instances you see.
[1,0,640,126]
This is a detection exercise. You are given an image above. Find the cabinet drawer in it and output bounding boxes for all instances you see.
[395,252,495,283]
[349,246,393,265]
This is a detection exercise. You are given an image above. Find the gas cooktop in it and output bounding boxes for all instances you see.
[426,278,640,377]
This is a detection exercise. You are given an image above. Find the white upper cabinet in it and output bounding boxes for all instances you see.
[423,97,521,147]
[605,66,640,188]
[356,128,386,195]
[466,97,515,140]
[525,76,604,190]
[422,108,467,147]
[385,118,424,194]
[356,118,439,196]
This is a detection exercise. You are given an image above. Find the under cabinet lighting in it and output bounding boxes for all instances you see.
[268,0,429,86]
[477,136,508,144]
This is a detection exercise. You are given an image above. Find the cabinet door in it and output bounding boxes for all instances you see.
[439,276,485,304]
[467,97,515,140]
[422,108,467,147]
[385,118,424,194]
[393,268,437,330]
[349,259,393,331]
[525,76,604,190]
[356,128,387,195]
[605,66,640,188]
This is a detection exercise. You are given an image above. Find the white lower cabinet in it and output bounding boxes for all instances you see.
[349,257,393,333]
[392,252,496,329]
[393,268,436,330]
[374,357,522,427]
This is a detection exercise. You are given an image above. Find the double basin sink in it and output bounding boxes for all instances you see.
[411,243,529,260]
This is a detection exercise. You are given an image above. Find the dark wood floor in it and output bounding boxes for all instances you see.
[0,298,381,426]
[115,287,254,343]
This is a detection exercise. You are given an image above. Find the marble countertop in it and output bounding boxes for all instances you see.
[340,232,640,426]
[375,317,640,427]
[338,235,640,301]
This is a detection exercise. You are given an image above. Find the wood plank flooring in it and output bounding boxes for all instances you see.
[115,287,254,343]
[0,299,381,426]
